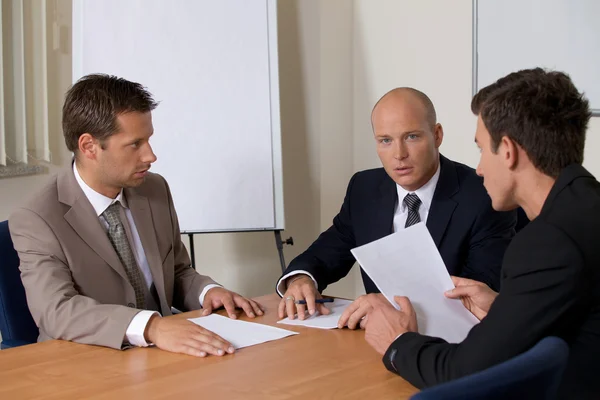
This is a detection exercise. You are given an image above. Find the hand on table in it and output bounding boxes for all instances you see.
[145,315,234,357]
[278,275,331,320]
[337,293,386,329]
[202,287,264,319]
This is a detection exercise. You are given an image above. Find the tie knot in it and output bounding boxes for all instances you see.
[102,202,122,228]
[403,193,421,212]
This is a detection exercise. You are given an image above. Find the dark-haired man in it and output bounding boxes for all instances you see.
[9,74,262,357]
[364,68,600,399]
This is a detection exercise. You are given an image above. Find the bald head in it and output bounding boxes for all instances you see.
[371,87,443,191]
[371,87,437,129]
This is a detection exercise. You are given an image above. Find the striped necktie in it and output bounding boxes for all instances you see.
[403,193,422,228]
[102,202,146,308]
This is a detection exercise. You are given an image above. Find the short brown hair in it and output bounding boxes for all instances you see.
[62,74,158,152]
[471,68,591,177]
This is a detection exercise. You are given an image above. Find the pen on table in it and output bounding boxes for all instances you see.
[295,298,334,305]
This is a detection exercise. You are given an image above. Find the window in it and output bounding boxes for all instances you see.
[1,0,50,177]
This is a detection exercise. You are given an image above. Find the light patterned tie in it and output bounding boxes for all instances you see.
[102,202,146,308]
[403,193,422,228]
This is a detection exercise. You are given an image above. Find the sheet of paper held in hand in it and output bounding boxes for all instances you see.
[276,298,354,329]
[350,222,479,343]
[188,314,298,349]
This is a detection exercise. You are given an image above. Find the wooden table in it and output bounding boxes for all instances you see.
[0,294,418,399]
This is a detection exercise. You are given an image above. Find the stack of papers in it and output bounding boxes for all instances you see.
[189,314,298,349]
[350,222,479,343]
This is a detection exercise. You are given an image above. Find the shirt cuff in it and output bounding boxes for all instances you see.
[199,284,222,307]
[276,270,318,297]
[125,310,160,347]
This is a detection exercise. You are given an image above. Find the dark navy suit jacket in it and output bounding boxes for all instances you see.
[280,155,517,292]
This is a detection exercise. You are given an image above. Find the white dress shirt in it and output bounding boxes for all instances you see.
[276,163,441,296]
[73,164,218,346]
[392,162,440,233]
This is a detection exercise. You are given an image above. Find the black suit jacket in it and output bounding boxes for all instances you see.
[387,164,600,399]
[281,155,516,292]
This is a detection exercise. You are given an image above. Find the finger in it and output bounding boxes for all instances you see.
[451,276,481,287]
[193,329,235,354]
[249,300,264,316]
[180,337,223,357]
[296,302,307,320]
[360,314,369,329]
[347,305,370,330]
[188,337,230,356]
[444,286,476,299]
[202,302,213,316]
[222,296,237,319]
[234,296,256,318]
[278,297,286,319]
[179,344,208,357]
[394,296,414,314]
[303,290,318,316]
[316,303,331,316]
[286,296,297,320]
[338,299,362,328]
[199,331,234,352]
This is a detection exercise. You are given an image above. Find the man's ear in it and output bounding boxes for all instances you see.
[78,133,99,160]
[433,123,444,148]
[500,135,519,170]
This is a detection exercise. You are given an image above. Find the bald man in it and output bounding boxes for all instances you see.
[276,88,517,325]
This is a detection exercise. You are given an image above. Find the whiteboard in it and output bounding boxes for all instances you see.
[72,0,284,232]
[473,0,600,115]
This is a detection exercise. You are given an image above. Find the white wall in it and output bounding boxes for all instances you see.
[352,0,600,175]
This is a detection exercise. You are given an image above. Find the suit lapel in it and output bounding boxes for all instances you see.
[58,167,130,282]
[125,189,170,313]
[427,155,459,247]
[370,175,397,242]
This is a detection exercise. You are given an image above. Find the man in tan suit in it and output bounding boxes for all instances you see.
[9,74,262,357]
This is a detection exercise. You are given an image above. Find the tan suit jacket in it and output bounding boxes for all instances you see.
[9,166,217,349]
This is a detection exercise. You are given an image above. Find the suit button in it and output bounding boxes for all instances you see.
[127,303,135,308]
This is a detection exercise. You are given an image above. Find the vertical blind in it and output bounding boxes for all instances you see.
[0,0,50,166]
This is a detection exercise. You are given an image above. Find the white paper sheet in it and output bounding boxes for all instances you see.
[350,222,480,343]
[188,314,298,349]
[276,298,354,329]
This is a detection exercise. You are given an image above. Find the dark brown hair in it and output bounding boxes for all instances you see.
[471,68,591,177]
[63,74,158,152]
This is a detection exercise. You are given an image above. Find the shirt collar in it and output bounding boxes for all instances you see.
[396,161,441,213]
[73,162,128,216]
